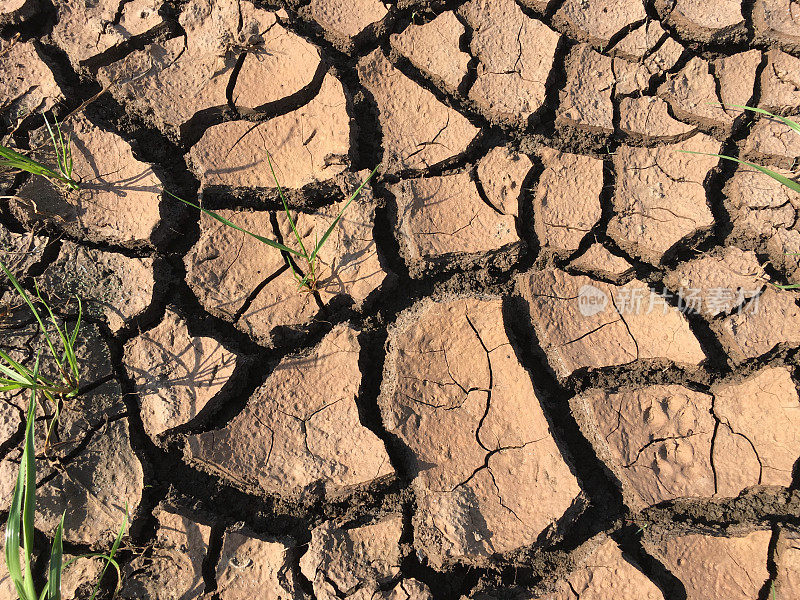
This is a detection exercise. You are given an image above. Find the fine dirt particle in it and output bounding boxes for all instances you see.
[712,366,800,494]
[556,44,615,134]
[607,134,720,265]
[0,39,62,127]
[476,147,533,218]
[553,0,647,47]
[568,244,634,279]
[571,384,716,510]
[458,0,561,126]
[215,529,303,600]
[758,49,800,113]
[188,73,351,190]
[753,0,800,53]
[49,0,163,66]
[306,0,387,41]
[618,96,696,141]
[662,247,764,317]
[518,269,706,378]
[120,507,210,600]
[123,309,239,439]
[390,12,470,95]
[186,325,394,499]
[299,515,403,599]
[713,287,800,362]
[390,171,520,275]
[39,241,156,333]
[357,49,478,173]
[379,298,583,567]
[655,0,745,42]
[643,530,771,599]
[533,148,603,254]
[13,114,165,248]
[542,535,663,599]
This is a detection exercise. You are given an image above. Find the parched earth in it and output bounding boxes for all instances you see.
[2,0,800,598]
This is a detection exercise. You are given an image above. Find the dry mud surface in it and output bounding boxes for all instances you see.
[2,0,800,598]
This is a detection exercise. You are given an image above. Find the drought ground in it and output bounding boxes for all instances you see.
[1,0,800,598]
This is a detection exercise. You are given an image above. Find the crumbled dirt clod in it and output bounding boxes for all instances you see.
[300,515,403,599]
[557,45,615,134]
[215,530,303,600]
[40,241,155,333]
[357,49,478,173]
[759,49,800,113]
[459,0,561,125]
[663,247,764,317]
[655,0,744,42]
[189,73,350,189]
[519,269,706,378]
[390,171,519,275]
[619,96,695,140]
[379,298,582,567]
[61,553,104,600]
[390,12,469,94]
[0,39,62,127]
[533,148,603,253]
[607,135,720,265]
[712,367,800,494]
[124,309,238,439]
[14,114,165,247]
[643,530,771,599]
[121,507,210,600]
[476,147,533,218]
[753,0,800,53]
[553,0,647,47]
[568,244,634,279]
[307,0,387,41]
[187,325,393,499]
[713,288,800,362]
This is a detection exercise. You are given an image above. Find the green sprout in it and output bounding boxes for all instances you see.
[5,382,127,600]
[167,156,379,293]
[682,105,800,290]
[0,114,79,190]
[0,259,82,445]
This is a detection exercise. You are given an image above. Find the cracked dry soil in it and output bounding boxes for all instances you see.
[2,0,800,598]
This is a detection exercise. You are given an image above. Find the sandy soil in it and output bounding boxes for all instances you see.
[1,0,800,598]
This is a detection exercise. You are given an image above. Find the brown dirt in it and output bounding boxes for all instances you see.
[2,1,800,599]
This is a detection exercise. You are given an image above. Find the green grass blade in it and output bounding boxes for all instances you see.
[266,153,308,258]
[46,514,65,600]
[164,191,303,257]
[21,368,38,600]
[680,150,800,194]
[309,165,380,264]
[88,504,127,600]
[5,414,28,600]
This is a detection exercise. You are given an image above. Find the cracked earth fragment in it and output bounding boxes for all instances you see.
[379,298,582,567]
[306,0,387,44]
[712,366,800,494]
[215,529,304,600]
[390,12,470,95]
[121,507,210,600]
[518,269,706,378]
[643,530,771,600]
[539,535,663,600]
[742,112,800,166]
[619,96,695,141]
[533,148,603,254]
[655,0,745,42]
[556,44,615,134]
[775,528,800,594]
[124,309,239,439]
[186,191,387,345]
[759,50,800,113]
[568,244,634,280]
[99,0,322,139]
[458,0,561,125]
[189,73,351,189]
[0,223,48,280]
[553,0,647,48]
[357,49,478,173]
[50,0,163,66]
[0,39,62,128]
[753,0,800,53]
[571,384,716,510]
[39,241,155,333]
[13,114,165,247]
[476,147,533,218]
[390,171,519,275]
[186,325,393,499]
[607,134,720,265]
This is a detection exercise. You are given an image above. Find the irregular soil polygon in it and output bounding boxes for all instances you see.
[759,50,800,113]
[553,0,647,47]
[618,96,695,141]
[0,39,62,127]
[556,45,615,134]
[568,244,634,279]
[742,114,800,165]
[655,0,745,42]
[753,0,800,53]
[306,0,388,42]
[476,147,533,218]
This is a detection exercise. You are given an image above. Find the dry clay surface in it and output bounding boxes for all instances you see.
[2,0,800,599]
